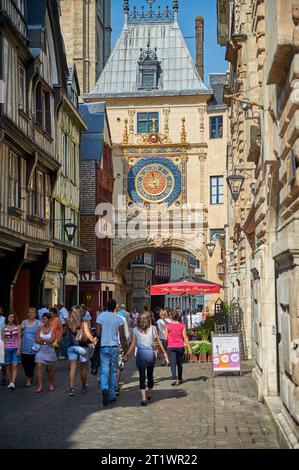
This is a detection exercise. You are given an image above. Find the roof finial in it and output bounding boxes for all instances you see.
[124,0,129,13]
[124,0,129,28]
[173,0,179,21]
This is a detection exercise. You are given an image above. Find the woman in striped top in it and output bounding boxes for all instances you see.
[2,311,21,390]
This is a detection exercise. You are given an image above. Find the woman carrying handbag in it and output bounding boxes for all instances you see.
[67,306,97,397]
[124,313,168,406]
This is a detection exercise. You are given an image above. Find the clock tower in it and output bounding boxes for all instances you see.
[85,1,228,309]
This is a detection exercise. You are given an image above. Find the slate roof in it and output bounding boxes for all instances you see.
[88,12,210,99]
[208,73,227,110]
[79,102,106,161]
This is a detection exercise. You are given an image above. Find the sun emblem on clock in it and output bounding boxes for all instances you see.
[142,170,167,195]
[127,157,182,206]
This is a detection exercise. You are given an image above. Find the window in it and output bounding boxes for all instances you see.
[210,229,225,241]
[35,82,51,135]
[43,91,51,134]
[29,174,36,216]
[9,152,20,208]
[210,176,224,205]
[36,171,45,218]
[70,141,77,182]
[210,115,223,139]
[142,73,155,89]
[137,112,159,134]
[62,132,69,176]
[61,204,65,241]
[19,64,26,111]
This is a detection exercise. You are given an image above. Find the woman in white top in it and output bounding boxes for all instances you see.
[124,313,167,406]
[35,313,57,393]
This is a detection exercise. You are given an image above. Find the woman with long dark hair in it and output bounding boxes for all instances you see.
[3,311,21,390]
[124,313,168,406]
[35,313,57,392]
[67,306,96,397]
[165,310,192,386]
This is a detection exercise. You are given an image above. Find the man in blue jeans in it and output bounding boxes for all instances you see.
[96,299,128,406]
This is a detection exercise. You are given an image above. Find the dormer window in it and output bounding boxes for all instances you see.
[138,43,161,90]
[142,73,155,89]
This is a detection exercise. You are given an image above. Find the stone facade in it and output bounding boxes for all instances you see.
[60,0,111,95]
[218,0,299,448]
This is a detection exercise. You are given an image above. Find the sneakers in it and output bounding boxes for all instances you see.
[178,379,184,385]
[115,387,120,396]
[140,400,147,406]
[102,389,109,406]
[171,380,177,386]
[8,383,15,390]
[69,387,75,397]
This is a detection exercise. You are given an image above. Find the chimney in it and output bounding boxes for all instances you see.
[195,16,204,80]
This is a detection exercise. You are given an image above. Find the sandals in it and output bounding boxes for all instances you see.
[35,388,43,393]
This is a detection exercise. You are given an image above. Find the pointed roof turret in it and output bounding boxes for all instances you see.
[87,1,210,99]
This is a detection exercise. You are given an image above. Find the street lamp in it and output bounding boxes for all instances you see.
[226,173,245,201]
[64,222,77,243]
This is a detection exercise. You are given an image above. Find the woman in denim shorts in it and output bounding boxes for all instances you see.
[67,306,97,397]
[3,311,21,390]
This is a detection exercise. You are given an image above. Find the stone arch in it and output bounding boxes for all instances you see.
[113,237,207,276]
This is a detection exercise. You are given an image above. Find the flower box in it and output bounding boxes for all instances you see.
[199,353,207,363]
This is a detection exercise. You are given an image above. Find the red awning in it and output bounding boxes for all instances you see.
[150,279,222,296]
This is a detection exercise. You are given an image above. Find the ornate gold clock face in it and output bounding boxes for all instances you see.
[127,157,182,206]
[136,164,175,202]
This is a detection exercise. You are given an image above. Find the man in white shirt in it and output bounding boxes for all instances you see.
[96,299,127,406]
[119,304,131,328]
[38,304,49,321]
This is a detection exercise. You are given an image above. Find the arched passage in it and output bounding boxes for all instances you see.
[113,237,207,275]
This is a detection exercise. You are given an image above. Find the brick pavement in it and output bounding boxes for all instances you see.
[0,359,279,449]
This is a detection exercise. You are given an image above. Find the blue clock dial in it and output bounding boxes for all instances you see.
[128,157,181,206]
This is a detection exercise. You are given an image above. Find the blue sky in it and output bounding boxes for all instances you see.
[111,0,228,85]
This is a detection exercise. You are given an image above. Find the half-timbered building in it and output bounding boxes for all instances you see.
[0,0,85,317]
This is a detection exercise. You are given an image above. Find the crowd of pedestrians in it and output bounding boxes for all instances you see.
[0,301,198,406]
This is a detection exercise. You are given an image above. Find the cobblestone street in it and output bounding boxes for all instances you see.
[0,360,279,449]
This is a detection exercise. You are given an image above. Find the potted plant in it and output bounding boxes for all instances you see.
[197,341,212,363]
[185,341,200,362]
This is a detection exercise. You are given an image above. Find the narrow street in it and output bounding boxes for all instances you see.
[0,360,279,449]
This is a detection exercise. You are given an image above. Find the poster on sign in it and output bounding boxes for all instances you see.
[211,334,241,376]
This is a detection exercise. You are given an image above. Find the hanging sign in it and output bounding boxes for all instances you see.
[211,334,241,375]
